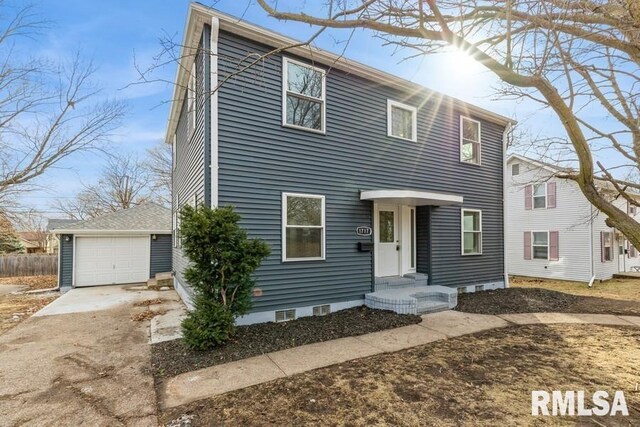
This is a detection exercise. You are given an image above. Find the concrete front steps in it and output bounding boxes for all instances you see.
[147,272,173,290]
[365,274,458,315]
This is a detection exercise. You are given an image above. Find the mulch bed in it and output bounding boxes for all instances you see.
[456,287,640,316]
[151,306,420,379]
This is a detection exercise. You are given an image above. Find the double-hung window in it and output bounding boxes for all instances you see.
[460,116,481,164]
[387,100,417,142]
[461,209,482,255]
[533,184,547,209]
[283,193,325,261]
[532,231,549,260]
[283,58,325,132]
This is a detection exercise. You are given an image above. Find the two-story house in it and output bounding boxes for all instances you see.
[167,4,513,324]
[507,154,640,282]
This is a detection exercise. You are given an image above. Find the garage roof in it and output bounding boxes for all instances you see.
[52,203,171,235]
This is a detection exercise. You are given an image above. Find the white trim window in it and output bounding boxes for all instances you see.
[387,100,417,142]
[460,116,481,164]
[532,231,549,260]
[461,209,482,255]
[533,183,547,209]
[282,58,326,133]
[283,193,325,261]
[188,62,196,132]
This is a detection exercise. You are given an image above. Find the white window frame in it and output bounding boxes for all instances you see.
[387,100,417,142]
[460,116,481,165]
[532,230,550,260]
[532,183,547,209]
[602,231,613,262]
[282,192,326,262]
[282,57,326,134]
[189,62,196,133]
[511,163,520,176]
[461,208,483,255]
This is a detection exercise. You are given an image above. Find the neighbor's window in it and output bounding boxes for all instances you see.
[512,163,520,176]
[462,209,482,255]
[283,193,325,261]
[283,58,325,132]
[533,184,547,209]
[602,232,613,261]
[460,116,481,164]
[532,231,549,260]
[387,100,417,141]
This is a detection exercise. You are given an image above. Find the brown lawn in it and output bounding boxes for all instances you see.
[162,324,640,426]
[510,276,640,303]
[0,275,58,335]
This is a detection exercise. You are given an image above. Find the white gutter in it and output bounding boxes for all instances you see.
[503,123,512,288]
[51,229,172,235]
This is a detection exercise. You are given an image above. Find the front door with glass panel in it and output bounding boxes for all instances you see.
[376,205,400,277]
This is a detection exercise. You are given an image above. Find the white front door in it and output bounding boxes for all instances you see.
[75,236,150,287]
[376,205,400,277]
[618,236,626,272]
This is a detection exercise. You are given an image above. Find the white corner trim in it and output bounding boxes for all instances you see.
[386,99,417,142]
[211,16,220,208]
[503,122,511,288]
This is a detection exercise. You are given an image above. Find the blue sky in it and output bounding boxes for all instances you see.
[15,0,562,218]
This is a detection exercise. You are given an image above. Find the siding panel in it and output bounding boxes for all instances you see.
[150,234,172,277]
[215,31,506,312]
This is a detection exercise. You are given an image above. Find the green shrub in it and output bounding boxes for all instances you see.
[179,205,270,350]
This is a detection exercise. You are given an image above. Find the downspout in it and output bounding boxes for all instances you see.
[503,123,512,288]
[210,16,220,208]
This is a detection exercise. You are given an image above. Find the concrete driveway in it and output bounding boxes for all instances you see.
[0,284,181,426]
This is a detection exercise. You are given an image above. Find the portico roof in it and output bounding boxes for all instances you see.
[360,190,463,206]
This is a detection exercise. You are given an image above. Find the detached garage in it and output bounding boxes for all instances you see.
[52,204,172,288]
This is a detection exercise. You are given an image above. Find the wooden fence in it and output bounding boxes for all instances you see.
[0,254,58,277]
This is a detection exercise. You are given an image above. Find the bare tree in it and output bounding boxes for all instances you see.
[253,0,640,248]
[0,1,126,215]
[53,154,154,220]
[144,141,171,206]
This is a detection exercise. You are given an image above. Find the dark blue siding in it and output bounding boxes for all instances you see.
[150,234,172,277]
[59,234,73,287]
[172,29,208,288]
[215,31,505,312]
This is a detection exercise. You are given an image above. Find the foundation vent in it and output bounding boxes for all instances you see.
[313,304,331,316]
[275,309,296,322]
[475,285,485,292]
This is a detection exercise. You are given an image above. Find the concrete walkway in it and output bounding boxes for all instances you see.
[160,310,640,409]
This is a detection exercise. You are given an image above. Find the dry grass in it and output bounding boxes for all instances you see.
[131,308,166,322]
[133,298,165,307]
[0,293,57,335]
[511,276,640,303]
[0,275,57,290]
[162,324,640,426]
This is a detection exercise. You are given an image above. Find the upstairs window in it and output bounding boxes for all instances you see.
[460,116,481,164]
[283,58,325,133]
[387,100,417,142]
[461,209,482,255]
[283,193,325,261]
[533,184,547,209]
[512,163,520,176]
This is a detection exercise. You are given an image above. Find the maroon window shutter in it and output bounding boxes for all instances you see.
[547,182,556,208]
[524,185,532,210]
[627,202,631,215]
[524,231,532,260]
[549,231,559,261]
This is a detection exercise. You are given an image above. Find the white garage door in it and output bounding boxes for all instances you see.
[75,236,150,287]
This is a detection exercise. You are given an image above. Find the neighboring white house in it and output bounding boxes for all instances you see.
[507,154,640,282]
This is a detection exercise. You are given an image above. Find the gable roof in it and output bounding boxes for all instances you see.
[165,3,515,144]
[47,219,78,232]
[51,203,171,235]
